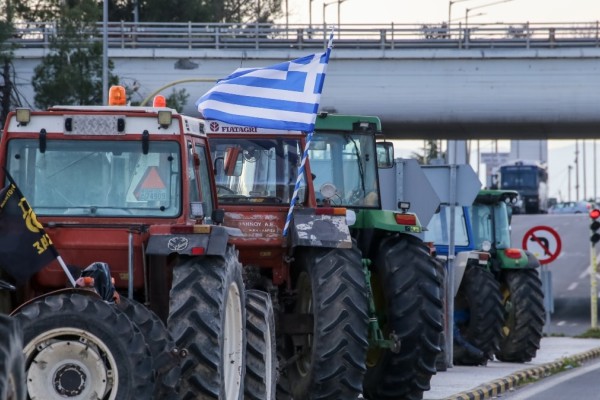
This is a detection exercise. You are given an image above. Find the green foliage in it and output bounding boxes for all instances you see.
[30,0,118,108]
[165,88,189,113]
[411,140,446,164]
[575,328,600,338]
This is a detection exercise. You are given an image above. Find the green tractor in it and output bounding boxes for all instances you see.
[311,113,443,400]
[470,189,545,362]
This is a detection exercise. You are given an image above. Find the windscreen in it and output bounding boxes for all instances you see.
[424,205,470,247]
[500,166,538,190]
[470,203,511,249]
[6,139,181,217]
[209,137,305,205]
[310,132,380,208]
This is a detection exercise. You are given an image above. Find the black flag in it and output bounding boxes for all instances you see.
[0,177,58,284]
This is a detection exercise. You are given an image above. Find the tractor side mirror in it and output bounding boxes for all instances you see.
[376,142,394,168]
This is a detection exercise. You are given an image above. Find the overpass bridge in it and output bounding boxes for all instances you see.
[10,21,600,139]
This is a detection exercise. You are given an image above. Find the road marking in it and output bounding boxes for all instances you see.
[567,282,579,291]
[557,320,566,326]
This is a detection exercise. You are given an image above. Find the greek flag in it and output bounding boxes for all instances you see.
[196,33,334,132]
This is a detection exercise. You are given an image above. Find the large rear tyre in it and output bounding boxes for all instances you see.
[495,269,545,362]
[453,265,503,365]
[167,246,245,400]
[283,246,368,400]
[12,292,153,400]
[363,235,443,400]
[244,290,277,400]
[0,314,25,400]
[115,296,180,398]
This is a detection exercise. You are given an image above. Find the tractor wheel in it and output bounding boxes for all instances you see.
[244,290,277,400]
[0,314,25,400]
[495,269,545,362]
[167,246,245,400]
[363,234,443,400]
[12,292,153,400]
[115,296,180,398]
[453,265,503,366]
[284,246,368,400]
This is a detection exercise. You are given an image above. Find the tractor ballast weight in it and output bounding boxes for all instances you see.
[0,99,248,399]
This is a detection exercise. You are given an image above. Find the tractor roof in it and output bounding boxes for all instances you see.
[475,189,519,205]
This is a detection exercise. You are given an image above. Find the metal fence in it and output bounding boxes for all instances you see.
[9,21,600,51]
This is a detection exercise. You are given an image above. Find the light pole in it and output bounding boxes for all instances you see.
[323,1,335,30]
[448,0,480,39]
[102,0,108,105]
[309,0,315,30]
[465,0,513,30]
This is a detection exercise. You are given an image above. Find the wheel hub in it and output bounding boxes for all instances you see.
[26,338,109,399]
[54,363,86,396]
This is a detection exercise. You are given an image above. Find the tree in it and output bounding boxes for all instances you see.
[411,140,446,165]
[31,0,118,108]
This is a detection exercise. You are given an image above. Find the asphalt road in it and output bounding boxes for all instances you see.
[500,357,600,399]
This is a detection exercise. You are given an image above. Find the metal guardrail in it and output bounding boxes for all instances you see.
[9,21,600,51]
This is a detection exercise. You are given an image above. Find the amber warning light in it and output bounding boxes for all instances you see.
[108,86,126,106]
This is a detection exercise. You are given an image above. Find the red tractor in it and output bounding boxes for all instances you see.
[207,122,368,399]
[0,89,252,400]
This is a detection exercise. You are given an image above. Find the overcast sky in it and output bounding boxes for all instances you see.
[284,0,600,25]
[280,1,599,200]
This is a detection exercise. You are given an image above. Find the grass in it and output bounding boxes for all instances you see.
[575,328,600,339]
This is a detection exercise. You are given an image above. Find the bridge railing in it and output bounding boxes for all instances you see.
[9,21,600,51]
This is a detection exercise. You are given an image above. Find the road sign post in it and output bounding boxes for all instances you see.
[522,225,562,331]
[589,209,600,328]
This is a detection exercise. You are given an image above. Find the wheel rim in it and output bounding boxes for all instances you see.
[23,328,117,400]
[295,271,314,376]
[223,281,244,398]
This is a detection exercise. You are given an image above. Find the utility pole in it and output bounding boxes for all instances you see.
[583,140,588,200]
[575,140,580,201]
[1,60,11,127]
[568,165,572,202]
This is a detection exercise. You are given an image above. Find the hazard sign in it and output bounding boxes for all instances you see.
[133,166,167,201]
[521,225,562,265]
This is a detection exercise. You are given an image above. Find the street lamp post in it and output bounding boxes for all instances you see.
[102,0,108,105]
[323,1,335,30]
[448,0,480,39]
[465,0,513,30]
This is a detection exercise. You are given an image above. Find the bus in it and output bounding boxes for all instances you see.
[495,160,549,214]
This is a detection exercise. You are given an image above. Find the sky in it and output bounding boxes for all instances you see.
[280,0,600,201]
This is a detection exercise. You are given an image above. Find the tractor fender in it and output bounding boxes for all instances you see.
[451,251,470,298]
[10,287,101,316]
[290,212,352,249]
[524,250,541,269]
[146,225,232,257]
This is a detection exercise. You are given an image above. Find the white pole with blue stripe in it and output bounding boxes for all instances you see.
[283,130,313,237]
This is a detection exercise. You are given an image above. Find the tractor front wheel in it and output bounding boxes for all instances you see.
[168,246,245,399]
[116,295,180,398]
[495,269,545,362]
[13,292,153,400]
[363,234,443,400]
[0,314,25,400]
[244,289,277,400]
[453,265,504,365]
[283,246,368,400]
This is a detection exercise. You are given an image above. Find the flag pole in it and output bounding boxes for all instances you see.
[56,254,77,288]
[283,130,313,237]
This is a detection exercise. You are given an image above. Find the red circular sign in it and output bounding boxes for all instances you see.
[521,225,562,265]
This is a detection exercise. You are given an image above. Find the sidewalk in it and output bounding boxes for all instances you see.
[425,337,600,400]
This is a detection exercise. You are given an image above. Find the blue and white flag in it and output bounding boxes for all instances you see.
[196,33,334,132]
